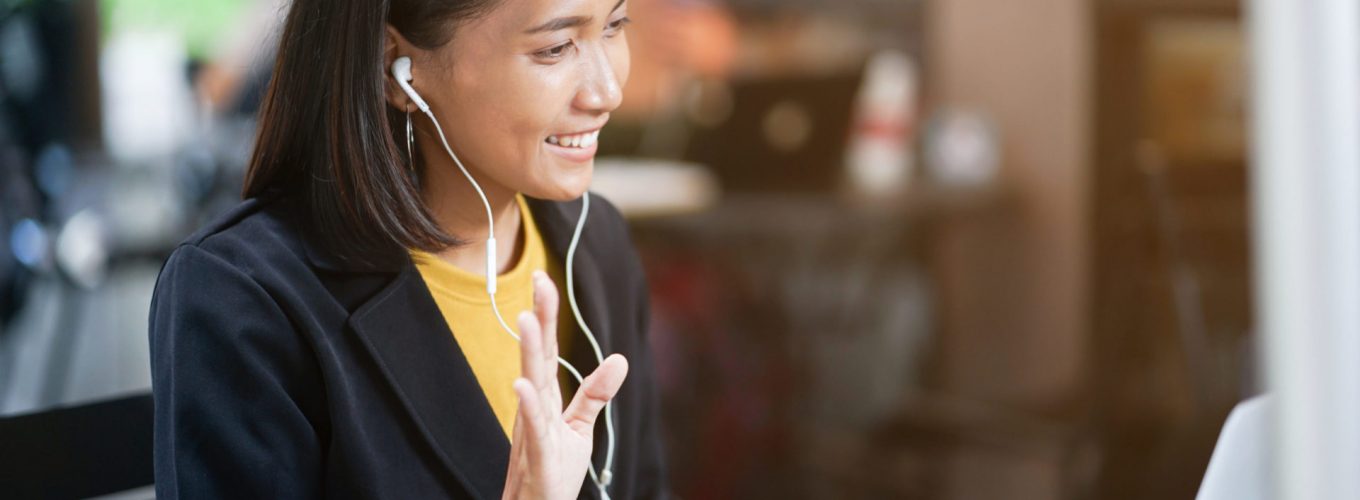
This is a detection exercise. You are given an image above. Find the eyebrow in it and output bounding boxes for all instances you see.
[523,0,627,34]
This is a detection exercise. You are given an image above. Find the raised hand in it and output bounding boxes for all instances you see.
[502,271,628,500]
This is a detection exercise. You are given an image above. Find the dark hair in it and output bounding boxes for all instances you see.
[243,0,497,265]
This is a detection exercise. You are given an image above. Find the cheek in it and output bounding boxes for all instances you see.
[508,73,570,133]
[612,39,631,89]
[442,93,538,181]
[474,85,553,155]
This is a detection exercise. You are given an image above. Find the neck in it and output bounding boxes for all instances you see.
[420,156,523,276]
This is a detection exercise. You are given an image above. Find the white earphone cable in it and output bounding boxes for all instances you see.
[565,193,617,489]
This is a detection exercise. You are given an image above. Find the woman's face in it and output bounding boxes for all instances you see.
[398,0,631,201]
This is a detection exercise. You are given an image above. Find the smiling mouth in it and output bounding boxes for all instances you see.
[545,130,600,149]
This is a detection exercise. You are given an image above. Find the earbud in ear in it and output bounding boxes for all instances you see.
[391,56,430,113]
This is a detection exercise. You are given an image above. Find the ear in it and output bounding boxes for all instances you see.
[383,25,420,111]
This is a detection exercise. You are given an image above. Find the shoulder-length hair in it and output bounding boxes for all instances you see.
[242,0,496,266]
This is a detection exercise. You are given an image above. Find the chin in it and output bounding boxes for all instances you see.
[529,166,593,201]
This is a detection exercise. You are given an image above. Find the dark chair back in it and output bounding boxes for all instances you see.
[0,393,154,499]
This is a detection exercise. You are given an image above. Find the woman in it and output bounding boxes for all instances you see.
[148,0,667,498]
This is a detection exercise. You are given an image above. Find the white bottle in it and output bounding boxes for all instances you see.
[845,50,919,198]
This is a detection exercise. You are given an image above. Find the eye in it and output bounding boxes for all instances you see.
[605,16,632,36]
[534,41,576,61]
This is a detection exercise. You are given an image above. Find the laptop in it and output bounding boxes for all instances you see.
[683,70,864,193]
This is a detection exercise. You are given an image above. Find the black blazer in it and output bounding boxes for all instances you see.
[148,193,667,499]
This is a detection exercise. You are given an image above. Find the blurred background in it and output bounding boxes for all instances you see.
[0,0,1354,499]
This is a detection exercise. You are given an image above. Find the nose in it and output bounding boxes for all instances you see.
[573,44,623,115]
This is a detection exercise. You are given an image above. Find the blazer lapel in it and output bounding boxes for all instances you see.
[347,265,510,500]
[527,196,615,362]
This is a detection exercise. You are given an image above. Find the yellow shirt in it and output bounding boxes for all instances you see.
[411,195,571,440]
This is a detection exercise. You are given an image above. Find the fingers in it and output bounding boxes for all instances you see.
[510,401,526,463]
[524,271,564,412]
[503,408,526,498]
[512,378,547,462]
[517,311,548,393]
[519,309,566,420]
[563,354,629,435]
[531,271,560,367]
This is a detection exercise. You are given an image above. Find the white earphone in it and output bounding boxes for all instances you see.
[391,56,617,499]
[391,57,429,113]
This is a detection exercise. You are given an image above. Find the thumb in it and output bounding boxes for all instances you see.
[563,354,629,434]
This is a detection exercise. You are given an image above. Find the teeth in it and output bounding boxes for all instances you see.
[546,131,600,149]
